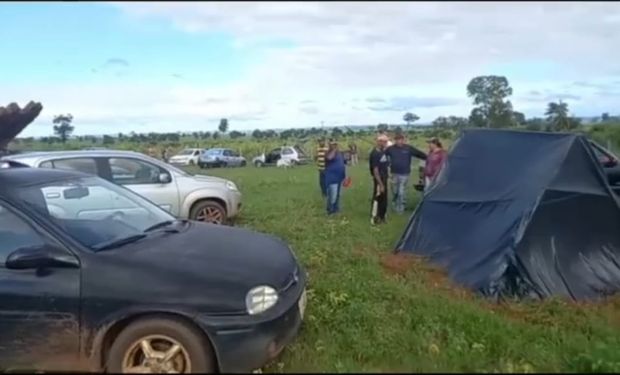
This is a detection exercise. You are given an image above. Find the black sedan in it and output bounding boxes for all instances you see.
[0,166,306,373]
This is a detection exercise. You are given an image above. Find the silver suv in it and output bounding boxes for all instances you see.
[3,150,241,225]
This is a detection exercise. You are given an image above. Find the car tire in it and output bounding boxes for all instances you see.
[190,200,227,225]
[240,160,247,167]
[198,162,205,169]
[189,160,195,166]
[106,317,216,374]
[254,161,263,167]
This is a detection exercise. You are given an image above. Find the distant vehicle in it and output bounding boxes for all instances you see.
[0,166,306,373]
[252,146,309,167]
[590,140,620,186]
[3,150,242,225]
[168,148,204,166]
[198,148,247,169]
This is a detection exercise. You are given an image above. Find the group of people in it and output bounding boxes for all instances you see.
[316,133,447,224]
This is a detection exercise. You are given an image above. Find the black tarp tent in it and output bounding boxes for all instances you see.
[395,129,620,301]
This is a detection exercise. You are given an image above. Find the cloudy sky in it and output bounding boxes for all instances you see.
[2,1,620,137]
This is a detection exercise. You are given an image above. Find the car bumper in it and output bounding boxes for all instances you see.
[199,160,221,167]
[169,160,191,166]
[226,191,243,218]
[197,272,307,373]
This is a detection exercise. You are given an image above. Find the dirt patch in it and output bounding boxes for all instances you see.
[379,252,470,297]
[379,252,620,328]
[379,252,419,277]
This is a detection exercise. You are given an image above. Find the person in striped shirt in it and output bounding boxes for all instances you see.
[316,137,328,197]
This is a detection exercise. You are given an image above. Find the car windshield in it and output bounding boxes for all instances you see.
[205,149,221,155]
[177,149,195,155]
[17,176,176,252]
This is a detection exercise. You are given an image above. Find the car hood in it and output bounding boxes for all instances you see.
[190,174,230,185]
[84,221,298,314]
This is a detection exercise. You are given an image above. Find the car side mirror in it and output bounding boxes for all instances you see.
[5,245,79,270]
[158,173,171,184]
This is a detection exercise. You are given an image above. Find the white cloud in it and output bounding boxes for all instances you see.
[9,2,620,136]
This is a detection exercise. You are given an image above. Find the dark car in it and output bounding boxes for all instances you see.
[0,166,306,373]
[589,140,620,186]
[198,148,247,169]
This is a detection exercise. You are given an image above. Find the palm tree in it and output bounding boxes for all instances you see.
[545,101,569,131]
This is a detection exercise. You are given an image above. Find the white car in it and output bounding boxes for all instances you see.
[168,148,204,166]
[252,146,309,167]
[3,150,242,225]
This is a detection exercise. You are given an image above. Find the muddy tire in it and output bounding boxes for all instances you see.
[106,317,215,374]
[190,200,227,225]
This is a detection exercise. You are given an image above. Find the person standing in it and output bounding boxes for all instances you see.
[324,139,346,215]
[424,137,448,190]
[315,138,328,197]
[348,142,359,166]
[369,134,390,225]
[385,133,427,213]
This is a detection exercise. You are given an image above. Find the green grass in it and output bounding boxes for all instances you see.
[188,163,620,373]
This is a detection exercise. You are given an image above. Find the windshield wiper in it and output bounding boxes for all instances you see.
[92,234,148,252]
[143,220,179,233]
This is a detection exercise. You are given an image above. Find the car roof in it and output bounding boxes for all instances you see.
[0,167,88,192]
[5,149,148,161]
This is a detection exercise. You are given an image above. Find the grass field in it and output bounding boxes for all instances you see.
[188,163,620,373]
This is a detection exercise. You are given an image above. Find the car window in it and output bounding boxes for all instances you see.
[48,158,98,175]
[109,158,167,185]
[193,150,200,156]
[282,147,294,155]
[223,150,232,156]
[40,161,53,169]
[232,151,240,157]
[18,176,174,251]
[0,203,46,264]
[270,148,281,155]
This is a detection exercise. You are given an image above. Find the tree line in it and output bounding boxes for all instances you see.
[29,75,620,146]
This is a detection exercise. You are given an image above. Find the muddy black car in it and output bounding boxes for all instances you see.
[0,166,306,373]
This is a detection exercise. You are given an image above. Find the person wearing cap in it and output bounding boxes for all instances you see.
[324,139,346,215]
[385,133,427,213]
[424,137,448,189]
[369,134,390,224]
[315,138,328,197]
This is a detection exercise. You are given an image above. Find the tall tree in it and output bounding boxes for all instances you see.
[512,111,527,127]
[377,123,389,132]
[52,114,75,143]
[466,75,514,128]
[545,100,570,131]
[218,118,229,133]
[403,112,419,126]
[601,112,610,122]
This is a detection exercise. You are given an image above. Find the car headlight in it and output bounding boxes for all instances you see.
[246,285,278,315]
[225,181,239,191]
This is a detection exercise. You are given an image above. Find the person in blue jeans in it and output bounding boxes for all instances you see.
[324,139,346,215]
[385,133,427,213]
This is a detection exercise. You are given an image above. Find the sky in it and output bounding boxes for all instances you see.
[1,1,620,137]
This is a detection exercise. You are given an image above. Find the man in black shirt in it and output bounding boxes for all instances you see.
[369,134,390,224]
[385,133,427,213]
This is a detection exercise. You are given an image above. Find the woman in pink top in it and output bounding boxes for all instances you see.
[424,137,447,189]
